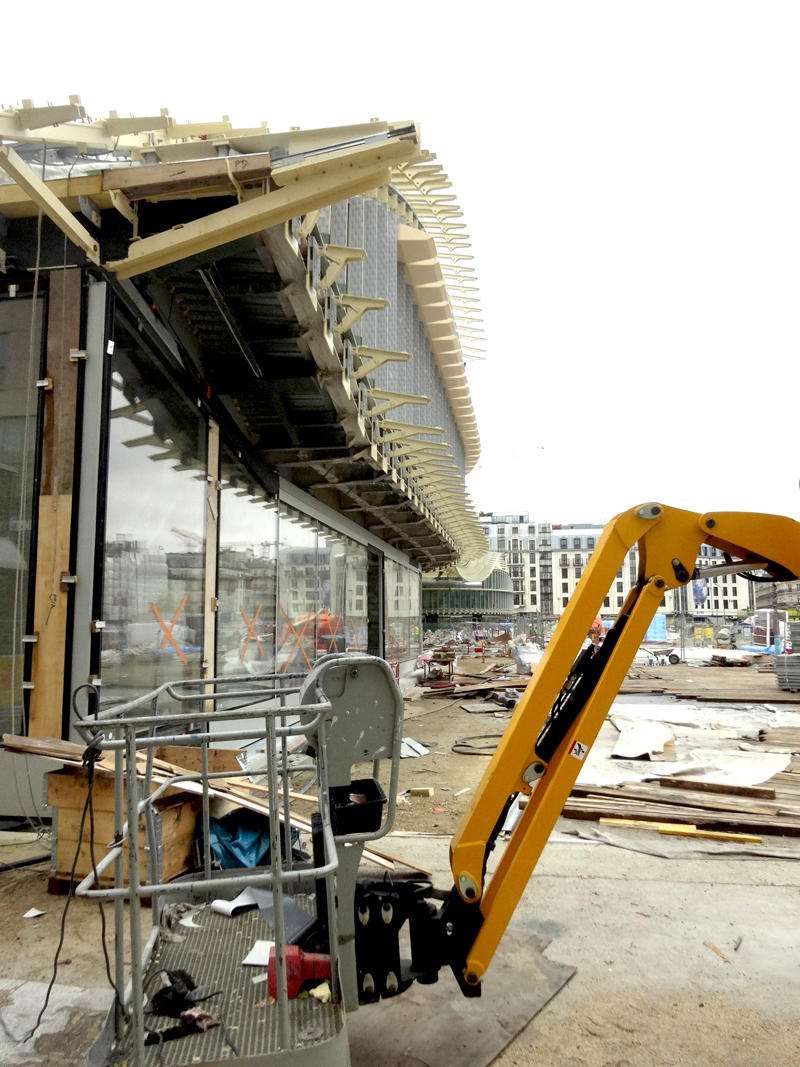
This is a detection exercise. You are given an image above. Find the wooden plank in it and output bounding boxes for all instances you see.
[658,778,777,800]
[659,826,762,844]
[572,783,782,817]
[599,817,695,831]
[29,268,83,739]
[28,495,73,738]
[155,745,242,774]
[562,797,800,836]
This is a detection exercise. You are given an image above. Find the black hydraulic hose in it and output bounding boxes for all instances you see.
[0,853,50,872]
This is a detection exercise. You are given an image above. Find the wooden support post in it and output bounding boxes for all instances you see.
[29,269,82,738]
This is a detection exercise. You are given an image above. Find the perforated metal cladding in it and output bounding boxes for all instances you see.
[347,197,365,296]
[331,200,349,289]
[317,204,332,238]
[328,195,468,479]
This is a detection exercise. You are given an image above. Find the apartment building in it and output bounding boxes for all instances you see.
[478,514,639,629]
[479,513,753,630]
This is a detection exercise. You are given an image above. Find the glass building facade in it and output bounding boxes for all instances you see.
[0,292,43,733]
[91,303,421,714]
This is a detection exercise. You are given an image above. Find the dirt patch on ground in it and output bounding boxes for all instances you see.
[498,988,800,1067]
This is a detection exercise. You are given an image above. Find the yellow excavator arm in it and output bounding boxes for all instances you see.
[444,503,800,989]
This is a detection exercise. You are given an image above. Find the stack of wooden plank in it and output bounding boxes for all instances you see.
[757,727,800,753]
[422,677,526,699]
[563,764,800,838]
[2,734,430,883]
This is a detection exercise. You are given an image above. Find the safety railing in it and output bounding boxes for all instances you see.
[72,671,340,1067]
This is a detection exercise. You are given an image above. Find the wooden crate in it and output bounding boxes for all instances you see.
[47,766,199,888]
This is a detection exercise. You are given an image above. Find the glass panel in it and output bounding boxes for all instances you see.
[384,560,421,663]
[101,314,207,708]
[276,507,318,674]
[216,452,278,677]
[0,294,43,733]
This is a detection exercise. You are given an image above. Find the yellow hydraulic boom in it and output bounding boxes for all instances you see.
[441,503,800,990]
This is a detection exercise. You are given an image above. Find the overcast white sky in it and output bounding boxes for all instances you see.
[4,3,800,526]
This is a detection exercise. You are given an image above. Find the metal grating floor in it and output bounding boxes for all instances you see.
[131,900,342,1066]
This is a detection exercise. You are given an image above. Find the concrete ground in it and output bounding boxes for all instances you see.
[2,824,799,1066]
[397,825,800,1067]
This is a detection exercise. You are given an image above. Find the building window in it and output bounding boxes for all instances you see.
[562,567,568,579]
[530,566,536,577]
[514,594,521,605]
[573,554,582,566]
[575,567,582,579]
[531,595,537,605]
[512,526,519,535]
[723,600,729,609]
[530,580,537,592]
[733,600,738,608]
[616,581,623,592]
[587,537,595,549]
[562,582,569,593]
[562,597,569,608]
[560,537,567,548]
[617,596,623,607]
[103,312,207,704]
[617,568,623,578]
[714,600,719,608]
[603,597,610,607]
[573,538,581,549]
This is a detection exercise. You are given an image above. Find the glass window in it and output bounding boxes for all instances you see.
[603,597,610,607]
[616,581,623,592]
[529,566,536,577]
[559,537,567,548]
[384,558,420,663]
[723,600,729,609]
[562,596,568,608]
[617,596,623,607]
[216,452,278,678]
[101,314,207,707]
[561,567,568,578]
[562,582,568,593]
[277,507,318,673]
[531,594,537,605]
[587,538,595,549]
[733,600,738,609]
[0,293,43,733]
[573,538,580,549]
[575,567,582,579]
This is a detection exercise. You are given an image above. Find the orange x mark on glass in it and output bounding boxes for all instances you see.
[278,601,314,673]
[240,602,265,663]
[151,594,189,664]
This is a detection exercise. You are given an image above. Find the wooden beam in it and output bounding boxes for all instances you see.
[0,146,100,264]
[106,163,392,279]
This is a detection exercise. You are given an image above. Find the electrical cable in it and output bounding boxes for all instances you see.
[451,734,504,756]
[24,752,96,1042]
[87,753,129,1028]
[0,854,50,872]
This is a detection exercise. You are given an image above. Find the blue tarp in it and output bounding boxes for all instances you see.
[643,615,667,643]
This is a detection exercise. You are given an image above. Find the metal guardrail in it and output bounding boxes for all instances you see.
[72,671,342,1067]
